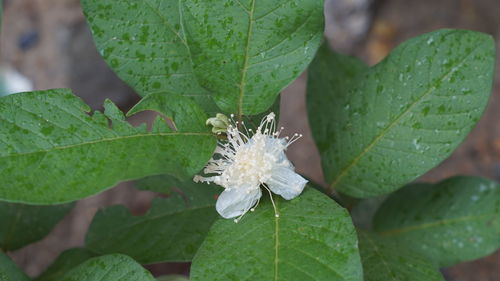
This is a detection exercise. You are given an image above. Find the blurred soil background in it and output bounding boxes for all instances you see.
[1,0,499,280]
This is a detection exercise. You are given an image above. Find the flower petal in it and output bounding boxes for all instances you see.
[266,167,308,200]
[215,186,262,219]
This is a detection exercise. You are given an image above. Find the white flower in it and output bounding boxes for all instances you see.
[194,112,307,222]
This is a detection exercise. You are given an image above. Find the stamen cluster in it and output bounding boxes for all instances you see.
[194,113,307,222]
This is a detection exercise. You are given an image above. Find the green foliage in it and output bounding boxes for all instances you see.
[35,248,97,281]
[0,89,215,204]
[358,231,444,281]
[190,188,363,281]
[182,0,324,115]
[0,252,30,281]
[1,0,498,277]
[374,176,500,267]
[57,254,155,281]
[86,175,221,263]
[308,30,495,198]
[80,0,213,111]
[82,0,323,116]
[0,202,73,251]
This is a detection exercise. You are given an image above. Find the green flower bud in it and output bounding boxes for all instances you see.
[206,113,230,134]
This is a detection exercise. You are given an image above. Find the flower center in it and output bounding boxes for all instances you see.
[223,133,276,187]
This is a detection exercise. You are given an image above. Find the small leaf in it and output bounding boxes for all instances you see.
[182,0,324,115]
[80,0,217,112]
[374,176,500,267]
[0,252,30,281]
[307,30,495,198]
[358,231,444,281]
[190,188,363,281]
[0,202,73,251]
[35,248,97,281]
[0,89,216,204]
[57,254,155,281]
[86,175,221,263]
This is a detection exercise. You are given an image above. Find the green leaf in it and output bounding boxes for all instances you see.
[373,176,500,267]
[86,175,221,263]
[190,188,363,281]
[182,0,324,115]
[358,231,444,281]
[307,30,495,198]
[134,174,182,194]
[0,202,73,251]
[0,252,30,281]
[35,248,97,281]
[80,0,216,113]
[0,89,216,204]
[57,254,155,281]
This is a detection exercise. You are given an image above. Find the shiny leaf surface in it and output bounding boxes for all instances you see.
[374,177,500,267]
[308,30,495,198]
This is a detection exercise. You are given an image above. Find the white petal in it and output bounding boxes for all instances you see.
[216,186,262,219]
[266,167,308,200]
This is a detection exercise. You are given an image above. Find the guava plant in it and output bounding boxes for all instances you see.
[0,1,498,280]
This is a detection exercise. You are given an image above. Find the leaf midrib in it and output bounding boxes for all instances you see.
[328,40,485,192]
[1,132,213,159]
[237,0,256,119]
[379,212,495,237]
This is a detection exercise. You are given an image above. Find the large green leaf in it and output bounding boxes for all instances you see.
[358,231,444,281]
[183,0,324,115]
[35,248,97,281]
[0,252,30,281]
[80,0,216,113]
[0,89,215,204]
[307,30,495,198]
[190,188,363,281]
[57,254,155,281]
[86,175,221,263]
[373,176,500,267]
[0,202,73,251]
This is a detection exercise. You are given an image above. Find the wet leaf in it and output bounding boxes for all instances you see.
[86,175,221,263]
[57,254,155,281]
[358,231,444,281]
[0,89,215,204]
[35,248,97,281]
[182,0,324,115]
[374,176,500,267]
[190,188,363,281]
[308,30,495,198]
[80,0,216,113]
